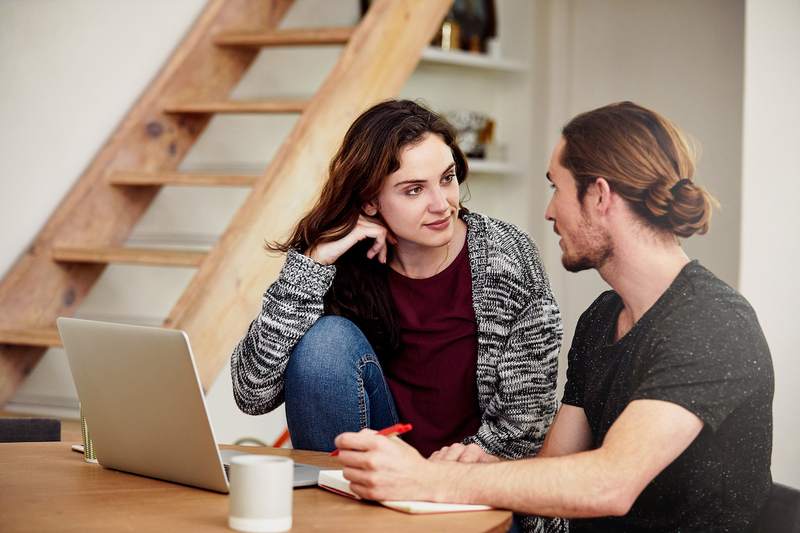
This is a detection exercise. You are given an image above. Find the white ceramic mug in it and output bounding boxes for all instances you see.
[228,455,294,533]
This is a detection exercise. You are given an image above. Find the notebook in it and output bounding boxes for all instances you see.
[318,469,492,514]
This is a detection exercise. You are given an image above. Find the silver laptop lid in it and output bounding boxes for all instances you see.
[57,317,229,493]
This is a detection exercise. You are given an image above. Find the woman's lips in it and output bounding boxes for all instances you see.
[424,216,451,230]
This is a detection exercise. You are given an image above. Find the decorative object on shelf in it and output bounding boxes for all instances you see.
[363,0,497,55]
[435,11,461,51]
[445,110,495,159]
[453,0,496,53]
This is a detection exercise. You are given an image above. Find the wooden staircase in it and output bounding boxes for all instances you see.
[0,0,452,405]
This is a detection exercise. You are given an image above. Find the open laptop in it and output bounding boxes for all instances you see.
[57,317,320,493]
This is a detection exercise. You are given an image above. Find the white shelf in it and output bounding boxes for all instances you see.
[467,159,519,175]
[420,47,527,72]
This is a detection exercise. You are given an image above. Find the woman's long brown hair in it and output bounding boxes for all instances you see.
[268,99,469,358]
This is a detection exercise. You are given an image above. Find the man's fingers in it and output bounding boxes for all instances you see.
[336,449,374,470]
[349,482,379,501]
[334,430,381,453]
[342,466,374,486]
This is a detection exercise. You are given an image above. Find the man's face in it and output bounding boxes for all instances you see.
[544,138,613,272]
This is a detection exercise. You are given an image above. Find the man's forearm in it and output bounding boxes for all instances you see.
[426,449,632,518]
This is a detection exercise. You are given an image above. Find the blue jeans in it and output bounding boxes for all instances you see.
[284,316,399,451]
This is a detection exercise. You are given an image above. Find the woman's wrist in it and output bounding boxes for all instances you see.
[304,247,330,266]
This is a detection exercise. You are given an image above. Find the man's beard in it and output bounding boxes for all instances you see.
[561,217,613,273]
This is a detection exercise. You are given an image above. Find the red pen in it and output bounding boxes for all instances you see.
[330,423,413,456]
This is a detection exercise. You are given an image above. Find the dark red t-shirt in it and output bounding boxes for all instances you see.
[385,242,481,457]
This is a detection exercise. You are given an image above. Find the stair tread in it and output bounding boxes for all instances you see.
[109,171,258,187]
[52,246,207,267]
[215,26,354,46]
[163,99,309,114]
[0,328,62,348]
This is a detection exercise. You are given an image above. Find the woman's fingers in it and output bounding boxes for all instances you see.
[368,232,387,263]
[429,448,445,462]
[378,238,388,263]
[307,215,392,265]
[442,443,468,461]
[457,444,486,463]
[357,219,388,263]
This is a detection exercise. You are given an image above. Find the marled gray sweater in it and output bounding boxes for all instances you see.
[231,212,565,531]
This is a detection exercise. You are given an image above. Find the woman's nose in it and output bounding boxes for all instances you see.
[429,187,449,212]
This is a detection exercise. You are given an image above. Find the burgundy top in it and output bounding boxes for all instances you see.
[386,242,481,457]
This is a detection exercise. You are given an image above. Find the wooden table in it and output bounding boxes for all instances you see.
[0,443,512,532]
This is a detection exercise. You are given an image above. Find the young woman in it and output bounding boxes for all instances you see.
[230,99,562,465]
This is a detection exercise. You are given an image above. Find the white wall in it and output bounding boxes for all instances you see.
[740,0,800,487]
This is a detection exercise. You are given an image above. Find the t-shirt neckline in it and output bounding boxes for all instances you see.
[605,259,699,347]
[388,235,469,282]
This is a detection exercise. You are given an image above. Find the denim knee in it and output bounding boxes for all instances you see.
[286,316,373,383]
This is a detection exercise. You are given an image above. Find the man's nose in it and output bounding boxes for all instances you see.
[544,198,555,221]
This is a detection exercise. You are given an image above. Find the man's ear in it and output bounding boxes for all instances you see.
[591,177,613,216]
[363,200,379,217]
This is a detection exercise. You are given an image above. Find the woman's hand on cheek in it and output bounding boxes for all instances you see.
[430,443,499,464]
[334,429,436,502]
[306,215,396,265]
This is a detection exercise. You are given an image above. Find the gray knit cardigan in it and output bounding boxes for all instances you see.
[231,211,563,461]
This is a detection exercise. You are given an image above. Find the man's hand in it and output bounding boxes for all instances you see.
[429,443,500,463]
[334,429,443,501]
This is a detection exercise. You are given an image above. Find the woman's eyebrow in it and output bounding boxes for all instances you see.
[394,163,456,187]
[393,178,427,187]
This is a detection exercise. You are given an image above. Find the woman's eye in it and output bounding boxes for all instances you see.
[442,173,456,184]
[406,186,423,196]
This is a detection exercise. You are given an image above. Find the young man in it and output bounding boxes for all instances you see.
[333,102,774,532]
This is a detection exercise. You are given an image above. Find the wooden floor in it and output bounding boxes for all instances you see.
[1,411,81,442]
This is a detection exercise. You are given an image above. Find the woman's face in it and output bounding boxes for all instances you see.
[370,133,461,250]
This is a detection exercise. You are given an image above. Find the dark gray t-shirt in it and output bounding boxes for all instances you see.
[563,261,773,532]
